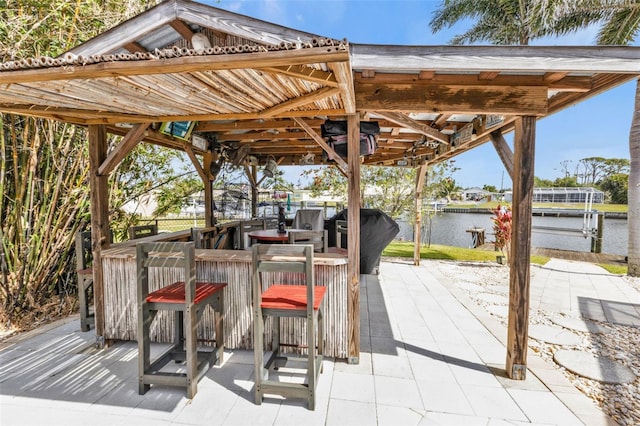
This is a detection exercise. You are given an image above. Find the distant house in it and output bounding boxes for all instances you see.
[503,187,604,204]
[463,187,489,201]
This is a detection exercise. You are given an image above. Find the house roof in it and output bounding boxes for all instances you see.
[0,0,638,169]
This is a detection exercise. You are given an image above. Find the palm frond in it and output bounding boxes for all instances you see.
[597,6,640,44]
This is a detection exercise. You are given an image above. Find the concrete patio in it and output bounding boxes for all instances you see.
[0,259,624,425]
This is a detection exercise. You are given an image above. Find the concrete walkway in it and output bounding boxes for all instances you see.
[0,259,625,425]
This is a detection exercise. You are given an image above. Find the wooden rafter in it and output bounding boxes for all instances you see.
[261,65,338,87]
[373,111,450,144]
[293,117,348,174]
[479,71,500,80]
[544,72,568,83]
[259,87,341,118]
[433,113,452,128]
[124,41,147,53]
[169,19,195,41]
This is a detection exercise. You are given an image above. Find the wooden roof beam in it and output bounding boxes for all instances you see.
[217,130,311,141]
[85,108,346,125]
[0,47,350,84]
[196,118,325,132]
[354,72,592,91]
[373,111,450,145]
[357,84,548,116]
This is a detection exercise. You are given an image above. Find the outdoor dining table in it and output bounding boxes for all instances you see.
[247,228,306,243]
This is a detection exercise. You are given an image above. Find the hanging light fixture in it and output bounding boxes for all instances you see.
[263,156,278,178]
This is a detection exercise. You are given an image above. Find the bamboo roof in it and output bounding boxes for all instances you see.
[0,0,638,169]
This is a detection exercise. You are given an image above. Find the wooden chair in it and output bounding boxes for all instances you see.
[75,231,94,332]
[288,229,328,253]
[192,226,232,250]
[252,244,326,410]
[328,220,348,255]
[293,209,324,231]
[128,224,158,240]
[238,219,267,249]
[136,242,226,399]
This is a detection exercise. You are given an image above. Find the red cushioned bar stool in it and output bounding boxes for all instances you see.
[136,242,226,399]
[252,243,326,410]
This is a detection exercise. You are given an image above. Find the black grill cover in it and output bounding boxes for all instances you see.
[326,209,399,274]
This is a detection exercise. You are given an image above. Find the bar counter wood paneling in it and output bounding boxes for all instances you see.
[101,246,349,358]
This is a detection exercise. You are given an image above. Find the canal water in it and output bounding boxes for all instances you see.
[397,212,628,256]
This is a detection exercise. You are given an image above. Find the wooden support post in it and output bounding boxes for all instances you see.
[591,214,604,253]
[506,116,536,380]
[414,165,428,266]
[347,114,361,364]
[251,166,258,218]
[203,151,217,228]
[88,125,110,347]
[204,177,214,228]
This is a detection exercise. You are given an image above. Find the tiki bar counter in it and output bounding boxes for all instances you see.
[101,246,349,358]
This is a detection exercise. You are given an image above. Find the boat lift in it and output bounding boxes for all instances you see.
[531,191,604,252]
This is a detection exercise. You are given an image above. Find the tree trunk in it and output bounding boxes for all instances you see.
[629,79,640,277]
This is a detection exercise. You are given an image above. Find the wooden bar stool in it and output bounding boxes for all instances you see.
[252,244,326,410]
[136,242,226,399]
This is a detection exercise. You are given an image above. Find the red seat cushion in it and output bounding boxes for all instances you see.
[260,285,326,311]
[147,282,226,304]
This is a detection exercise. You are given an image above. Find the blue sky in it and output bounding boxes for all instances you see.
[204,0,638,189]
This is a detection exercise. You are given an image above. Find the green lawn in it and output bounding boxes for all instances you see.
[382,241,550,265]
[383,241,630,274]
[597,263,628,275]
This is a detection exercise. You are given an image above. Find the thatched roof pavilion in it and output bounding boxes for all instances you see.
[0,0,638,378]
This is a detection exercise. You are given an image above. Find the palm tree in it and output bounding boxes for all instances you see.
[430,0,576,44]
[430,0,640,276]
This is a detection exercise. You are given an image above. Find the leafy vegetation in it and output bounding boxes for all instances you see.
[303,160,460,219]
[0,1,159,327]
[491,204,512,260]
